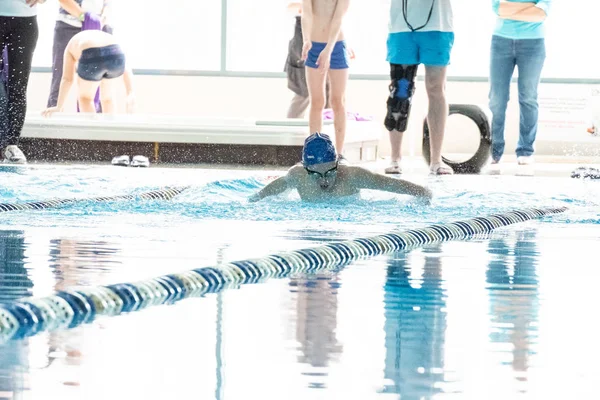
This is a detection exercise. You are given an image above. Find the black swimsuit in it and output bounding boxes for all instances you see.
[77,44,125,81]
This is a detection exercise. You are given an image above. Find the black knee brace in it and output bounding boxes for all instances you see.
[384,64,419,132]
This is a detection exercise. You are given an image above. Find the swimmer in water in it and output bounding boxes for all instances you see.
[248,132,432,203]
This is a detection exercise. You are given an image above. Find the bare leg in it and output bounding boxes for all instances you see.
[389,130,404,163]
[77,77,101,113]
[384,130,404,174]
[424,66,450,170]
[99,77,118,114]
[328,68,349,154]
[305,66,327,134]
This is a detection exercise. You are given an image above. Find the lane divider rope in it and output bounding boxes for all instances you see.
[0,187,189,213]
[0,206,567,343]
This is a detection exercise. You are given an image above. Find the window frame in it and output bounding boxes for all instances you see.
[28,0,600,85]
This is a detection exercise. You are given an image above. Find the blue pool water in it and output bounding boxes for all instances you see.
[0,164,599,399]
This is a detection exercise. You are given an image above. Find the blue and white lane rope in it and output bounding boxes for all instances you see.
[0,187,189,213]
[0,206,567,343]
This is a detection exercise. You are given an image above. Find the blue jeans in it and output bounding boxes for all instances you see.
[488,35,546,161]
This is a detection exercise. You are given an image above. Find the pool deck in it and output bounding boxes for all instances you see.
[20,113,381,166]
[365,155,600,178]
[12,154,600,180]
[19,113,600,173]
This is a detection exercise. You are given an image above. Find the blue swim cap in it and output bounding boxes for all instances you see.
[302,133,337,166]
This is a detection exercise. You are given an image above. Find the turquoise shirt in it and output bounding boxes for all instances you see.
[492,0,551,39]
[0,0,38,17]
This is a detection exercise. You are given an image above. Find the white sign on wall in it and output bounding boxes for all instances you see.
[537,85,596,140]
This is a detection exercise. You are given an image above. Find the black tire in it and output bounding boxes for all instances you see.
[422,104,492,174]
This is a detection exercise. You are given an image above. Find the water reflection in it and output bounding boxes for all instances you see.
[486,230,540,383]
[0,231,32,303]
[0,225,586,399]
[48,239,121,288]
[381,244,447,399]
[290,272,343,389]
[0,231,31,399]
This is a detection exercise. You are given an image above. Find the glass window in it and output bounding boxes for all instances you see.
[31,4,58,68]
[224,0,497,77]
[343,0,390,75]
[451,0,600,80]
[541,1,599,80]
[32,0,222,71]
[226,0,291,72]
[111,0,221,71]
[448,0,496,78]
[32,0,600,80]
[226,0,390,73]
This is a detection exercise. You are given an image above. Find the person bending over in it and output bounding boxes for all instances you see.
[42,29,134,117]
[47,0,114,112]
[301,0,351,157]
[248,133,432,203]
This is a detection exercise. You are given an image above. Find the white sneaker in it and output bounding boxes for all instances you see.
[385,160,402,174]
[3,145,27,164]
[517,156,534,165]
[111,155,130,166]
[486,159,502,175]
[130,155,150,168]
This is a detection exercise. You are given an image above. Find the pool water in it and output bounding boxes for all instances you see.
[0,163,599,399]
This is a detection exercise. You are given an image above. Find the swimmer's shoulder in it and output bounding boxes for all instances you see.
[286,164,305,184]
[339,164,372,177]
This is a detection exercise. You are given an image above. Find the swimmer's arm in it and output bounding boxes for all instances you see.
[301,0,313,42]
[353,168,432,201]
[324,0,350,49]
[248,175,291,202]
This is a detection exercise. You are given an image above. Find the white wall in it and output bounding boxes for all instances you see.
[26,73,600,159]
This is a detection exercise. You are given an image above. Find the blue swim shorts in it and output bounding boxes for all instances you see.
[386,31,454,67]
[305,40,350,69]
